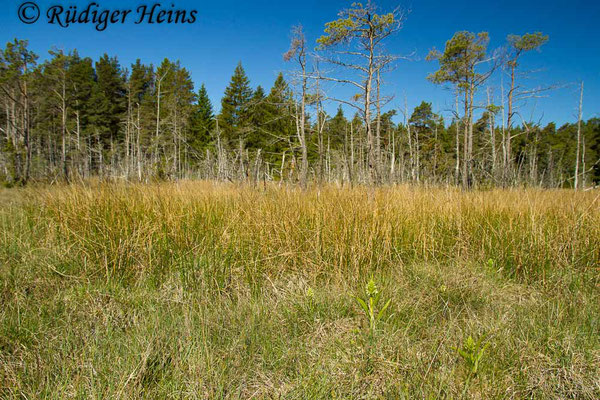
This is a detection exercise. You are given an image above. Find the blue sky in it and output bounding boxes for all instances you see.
[1,0,599,126]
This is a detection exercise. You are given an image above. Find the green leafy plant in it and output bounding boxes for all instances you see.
[306,286,316,312]
[354,276,391,331]
[456,335,489,375]
[454,334,490,394]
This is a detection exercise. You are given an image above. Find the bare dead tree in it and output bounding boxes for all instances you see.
[503,32,548,184]
[574,81,584,190]
[284,25,309,188]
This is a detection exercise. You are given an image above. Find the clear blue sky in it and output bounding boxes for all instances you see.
[1,0,598,126]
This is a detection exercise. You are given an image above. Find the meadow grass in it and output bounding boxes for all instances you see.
[1,182,599,398]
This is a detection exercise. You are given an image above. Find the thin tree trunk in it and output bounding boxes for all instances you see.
[316,78,324,184]
[350,121,355,185]
[299,58,308,187]
[455,92,460,186]
[468,81,475,187]
[61,78,69,182]
[574,81,583,190]
[364,35,375,183]
[404,98,414,183]
[137,106,142,181]
[506,63,516,184]
[462,88,469,188]
[487,87,496,183]
[501,78,507,185]
[582,134,586,189]
[375,69,382,182]
[23,68,31,184]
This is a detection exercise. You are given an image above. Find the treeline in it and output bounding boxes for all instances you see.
[1,3,598,188]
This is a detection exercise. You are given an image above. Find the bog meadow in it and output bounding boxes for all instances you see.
[1,1,599,398]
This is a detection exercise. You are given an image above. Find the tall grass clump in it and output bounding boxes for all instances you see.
[17,182,597,283]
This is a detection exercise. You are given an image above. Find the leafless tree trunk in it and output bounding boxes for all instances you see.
[350,120,355,185]
[23,64,31,184]
[315,75,325,184]
[390,123,396,181]
[506,61,516,183]
[404,98,415,182]
[284,25,309,187]
[462,89,469,188]
[125,81,132,179]
[375,68,382,181]
[501,79,507,184]
[574,81,583,190]
[136,105,142,181]
[59,73,69,182]
[455,92,461,186]
[581,134,586,189]
[154,68,169,170]
[487,87,497,182]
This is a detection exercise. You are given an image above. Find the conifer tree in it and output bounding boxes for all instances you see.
[327,107,347,149]
[317,3,404,182]
[218,62,253,147]
[67,53,95,173]
[0,39,37,184]
[247,85,268,150]
[427,31,491,188]
[127,59,154,178]
[264,73,294,146]
[188,83,214,156]
[152,58,195,177]
[261,73,295,170]
[41,49,72,181]
[90,54,126,173]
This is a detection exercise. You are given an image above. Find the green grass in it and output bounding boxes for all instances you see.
[1,182,599,398]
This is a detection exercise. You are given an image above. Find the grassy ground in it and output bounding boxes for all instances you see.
[1,182,599,399]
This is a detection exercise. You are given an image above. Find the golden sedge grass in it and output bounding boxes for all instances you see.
[0,182,598,398]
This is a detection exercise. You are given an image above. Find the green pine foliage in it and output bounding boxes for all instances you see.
[218,62,253,146]
[188,84,214,157]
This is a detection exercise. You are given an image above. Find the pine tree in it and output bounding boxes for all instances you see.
[427,31,490,187]
[130,60,153,104]
[588,118,600,185]
[67,52,95,175]
[152,58,195,177]
[126,59,154,178]
[218,62,253,146]
[90,54,126,173]
[40,49,72,180]
[0,39,38,184]
[262,73,295,168]
[247,85,267,150]
[188,83,214,156]
[327,106,347,149]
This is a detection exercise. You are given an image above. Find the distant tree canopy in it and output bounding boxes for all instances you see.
[0,4,597,188]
